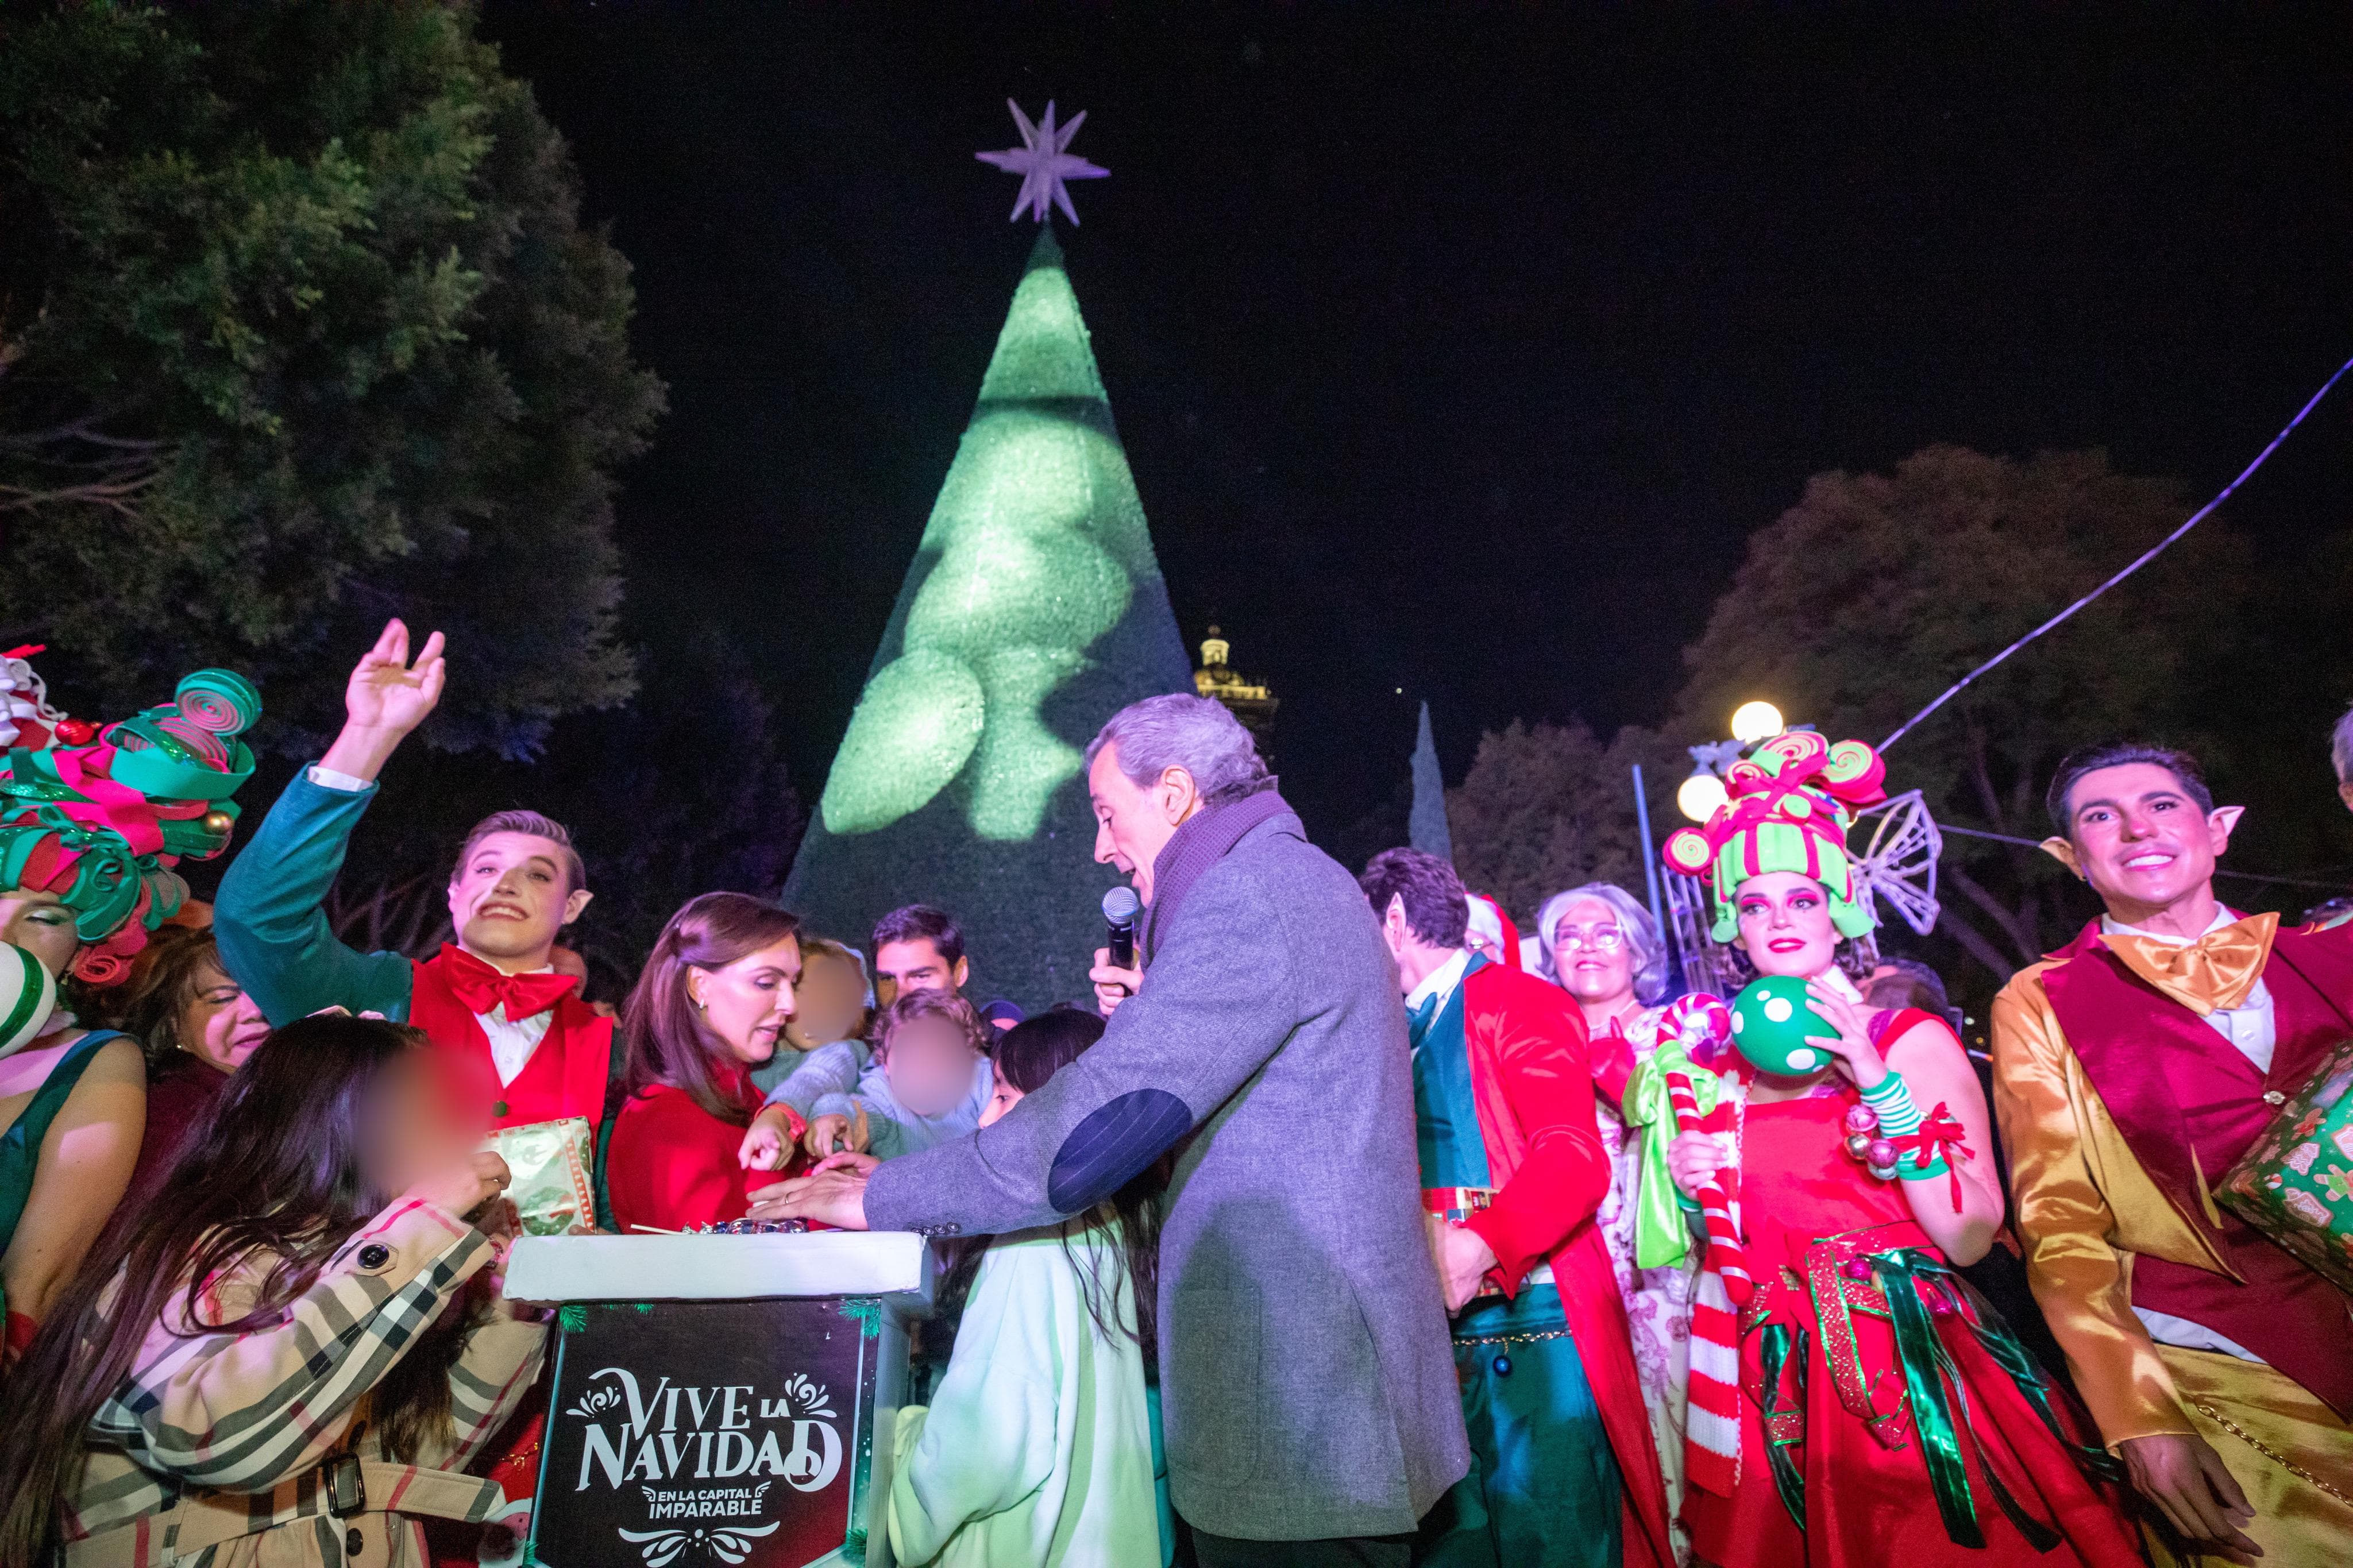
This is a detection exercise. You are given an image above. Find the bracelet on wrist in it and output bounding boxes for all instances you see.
[1857,1069,1923,1137]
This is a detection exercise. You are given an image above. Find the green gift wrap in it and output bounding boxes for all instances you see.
[2217,1038,2353,1296]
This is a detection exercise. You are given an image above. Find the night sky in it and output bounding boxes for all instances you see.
[480,3,2352,846]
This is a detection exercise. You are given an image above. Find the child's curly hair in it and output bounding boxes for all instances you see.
[871,987,989,1061]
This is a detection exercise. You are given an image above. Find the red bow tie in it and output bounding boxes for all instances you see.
[435,945,578,1021]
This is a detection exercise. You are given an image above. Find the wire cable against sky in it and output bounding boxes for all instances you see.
[1880,354,2353,752]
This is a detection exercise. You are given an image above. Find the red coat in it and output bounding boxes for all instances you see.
[1457,959,1676,1568]
[605,1070,802,1234]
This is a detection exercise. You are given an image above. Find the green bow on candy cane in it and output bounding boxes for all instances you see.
[1623,1034,1730,1270]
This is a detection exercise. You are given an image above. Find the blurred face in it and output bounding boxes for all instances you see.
[1553,898,1637,1007]
[979,1073,1024,1129]
[873,938,965,1011]
[785,946,866,1051]
[882,1013,985,1118]
[178,958,270,1075]
[1,889,81,980]
[2058,763,2232,917]
[1731,871,1841,979]
[689,936,802,1066]
[447,832,593,967]
[1089,744,1200,906]
[361,1049,488,1203]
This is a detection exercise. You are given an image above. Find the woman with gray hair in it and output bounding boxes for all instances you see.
[1535,881,1695,1559]
[1533,883,1669,999]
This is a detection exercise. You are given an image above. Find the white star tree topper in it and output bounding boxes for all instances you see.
[975,99,1109,225]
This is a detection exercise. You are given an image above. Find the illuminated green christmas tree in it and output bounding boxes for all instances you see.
[785,227,1191,1005]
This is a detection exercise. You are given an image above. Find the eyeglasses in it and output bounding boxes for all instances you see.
[1555,925,1627,953]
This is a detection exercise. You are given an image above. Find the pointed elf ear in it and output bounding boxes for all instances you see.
[2039,836,2085,880]
[2209,805,2246,845]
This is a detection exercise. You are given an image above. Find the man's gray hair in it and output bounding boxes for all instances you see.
[1534,882,1669,1004]
[1086,693,1271,808]
[2334,702,2353,785]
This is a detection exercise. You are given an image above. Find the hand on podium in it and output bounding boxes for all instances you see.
[748,1152,873,1230]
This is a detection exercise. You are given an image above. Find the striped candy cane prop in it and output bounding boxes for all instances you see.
[1655,995,1750,1307]
[1645,994,1749,1496]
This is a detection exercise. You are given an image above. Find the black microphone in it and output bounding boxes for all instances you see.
[1102,886,1141,970]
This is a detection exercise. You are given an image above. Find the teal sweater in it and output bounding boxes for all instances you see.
[215,773,415,1025]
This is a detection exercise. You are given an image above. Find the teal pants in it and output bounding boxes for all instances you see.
[1414,1283,1622,1568]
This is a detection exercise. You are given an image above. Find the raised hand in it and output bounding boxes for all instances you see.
[321,619,446,782]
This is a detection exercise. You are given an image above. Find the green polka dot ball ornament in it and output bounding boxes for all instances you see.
[1730,975,1828,1076]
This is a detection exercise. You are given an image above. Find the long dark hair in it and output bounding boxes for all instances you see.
[939,1009,1164,1364]
[621,892,801,1125]
[0,1015,478,1562]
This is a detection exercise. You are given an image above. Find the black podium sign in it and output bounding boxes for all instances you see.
[533,1299,880,1568]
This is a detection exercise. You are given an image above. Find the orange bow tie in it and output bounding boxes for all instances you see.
[2100,912,2278,1015]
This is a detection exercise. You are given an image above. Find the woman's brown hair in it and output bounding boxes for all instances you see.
[109,925,229,1073]
[620,892,801,1125]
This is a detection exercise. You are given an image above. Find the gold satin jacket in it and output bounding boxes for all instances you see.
[1991,958,2232,1450]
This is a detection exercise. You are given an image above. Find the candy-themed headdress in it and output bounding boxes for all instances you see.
[0,650,262,984]
[1660,730,1888,944]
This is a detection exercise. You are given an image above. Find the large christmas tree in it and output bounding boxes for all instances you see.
[784,227,1191,1006]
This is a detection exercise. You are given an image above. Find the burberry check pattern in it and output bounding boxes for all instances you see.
[63,1199,545,1567]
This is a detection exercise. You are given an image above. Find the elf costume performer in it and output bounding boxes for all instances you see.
[0,650,262,1361]
[215,620,611,1135]
[1994,741,2353,1565]
[214,620,606,1561]
[1645,731,2141,1568]
[1360,848,1676,1568]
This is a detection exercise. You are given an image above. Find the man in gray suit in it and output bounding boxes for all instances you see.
[757,693,1468,1565]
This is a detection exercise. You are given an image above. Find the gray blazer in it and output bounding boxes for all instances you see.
[865,809,1469,1540]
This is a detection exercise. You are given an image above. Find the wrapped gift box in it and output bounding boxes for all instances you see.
[2217,1039,2353,1296]
[483,1117,596,1237]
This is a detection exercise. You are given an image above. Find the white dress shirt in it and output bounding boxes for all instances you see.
[1405,947,1473,1022]
[2100,905,2271,1365]
[308,763,560,1088]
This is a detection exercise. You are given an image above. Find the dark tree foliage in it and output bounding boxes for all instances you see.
[0,0,664,756]
[1446,719,1685,928]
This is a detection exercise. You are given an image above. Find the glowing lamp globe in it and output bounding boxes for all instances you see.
[1730,975,1826,1076]
[1729,701,1785,744]
[1676,771,1729,824]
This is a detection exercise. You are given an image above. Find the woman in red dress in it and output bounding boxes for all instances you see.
[607,893,807,1233]
[1654,733,2142,1568]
